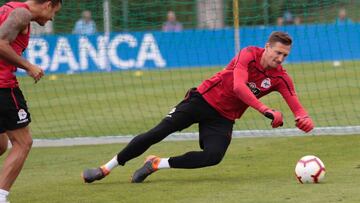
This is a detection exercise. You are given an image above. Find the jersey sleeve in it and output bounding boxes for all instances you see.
[276,74,308,117]
[233,48,268,113]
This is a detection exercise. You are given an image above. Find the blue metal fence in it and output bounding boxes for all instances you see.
[23,23,360,74]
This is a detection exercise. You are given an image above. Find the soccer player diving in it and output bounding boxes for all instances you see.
[82,31,314,184]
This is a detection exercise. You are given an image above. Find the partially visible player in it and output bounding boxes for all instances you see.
[82,31,314,184]
[0,1,62,202]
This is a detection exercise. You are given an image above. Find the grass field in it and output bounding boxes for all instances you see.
[3,134,359,202]
[17,61,360,138]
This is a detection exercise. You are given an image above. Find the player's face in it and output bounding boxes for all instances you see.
[264,42,291,68]
[36,2,62,26]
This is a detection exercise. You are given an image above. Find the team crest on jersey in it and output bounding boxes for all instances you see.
[261,78,271,89]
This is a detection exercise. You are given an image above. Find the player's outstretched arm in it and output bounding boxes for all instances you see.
[263,109,284,128]
[295,115,314,133]
[232,60,283,128]
[280,86,314,133]
[0,7,44,82]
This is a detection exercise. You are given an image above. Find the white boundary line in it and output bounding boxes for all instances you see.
[31,126,360,147]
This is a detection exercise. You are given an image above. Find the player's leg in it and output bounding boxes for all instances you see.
[130,120,233,183]
[167,117,233,169]
[0,131,8,202]
[117,89,201,166]
[169,133,231,168]
[117,116,193,165]
[82,115,194,183]
[0,132,8,156]
[0,127,32,194]
[82,89,198,183]
[0,87,32,202]
[131,92,234,183]
[166,94,233,169]
[0,104,8,157]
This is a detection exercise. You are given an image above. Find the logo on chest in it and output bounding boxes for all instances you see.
[261,78,271,89]
[247,78,272,96]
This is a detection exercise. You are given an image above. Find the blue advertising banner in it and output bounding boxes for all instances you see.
[23,24,360,74]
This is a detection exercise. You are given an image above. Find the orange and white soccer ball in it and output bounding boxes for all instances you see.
[295,155,326,184]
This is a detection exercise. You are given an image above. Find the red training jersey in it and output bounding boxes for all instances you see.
[197,46,308,121]
[0,2,31,88]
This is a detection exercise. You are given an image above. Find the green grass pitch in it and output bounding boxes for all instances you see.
[3,134,360,202]
[5,61,360,202]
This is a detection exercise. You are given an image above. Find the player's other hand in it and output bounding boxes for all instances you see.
[295,116,314,133]
[263,109,283,128]
[26,65,44,83]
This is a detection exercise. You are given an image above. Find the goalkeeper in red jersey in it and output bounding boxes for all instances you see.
[82,31,314,183]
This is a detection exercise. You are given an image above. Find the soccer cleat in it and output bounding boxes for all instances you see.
[131,155,160,183]
[82,166,110,183]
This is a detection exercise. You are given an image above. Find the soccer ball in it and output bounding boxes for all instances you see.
[295,155,326,184]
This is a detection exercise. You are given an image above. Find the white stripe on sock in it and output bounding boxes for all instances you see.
[0,189,8,200]
[104,155,119,171]
[158,158,170,169]
[0,189,8,196]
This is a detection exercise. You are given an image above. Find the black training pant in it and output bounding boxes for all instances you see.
[117,89,234,169]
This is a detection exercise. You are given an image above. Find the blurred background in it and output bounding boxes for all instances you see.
[1,0,357,33]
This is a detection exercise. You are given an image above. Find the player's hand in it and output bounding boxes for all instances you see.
[26,65,44,83]
[263,109,283,128]
[295,116,314,133]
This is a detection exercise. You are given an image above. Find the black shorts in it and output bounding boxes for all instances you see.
[0,87,31,133]
[164,88,234,149]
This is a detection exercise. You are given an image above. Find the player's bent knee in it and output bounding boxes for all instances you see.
[8,133,33,153]
[24,139,33,150]
[205,151,225,166]
[20,138,33,152]
[8,126,32,138]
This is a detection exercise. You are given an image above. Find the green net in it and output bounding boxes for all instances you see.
[2,0,359,138]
